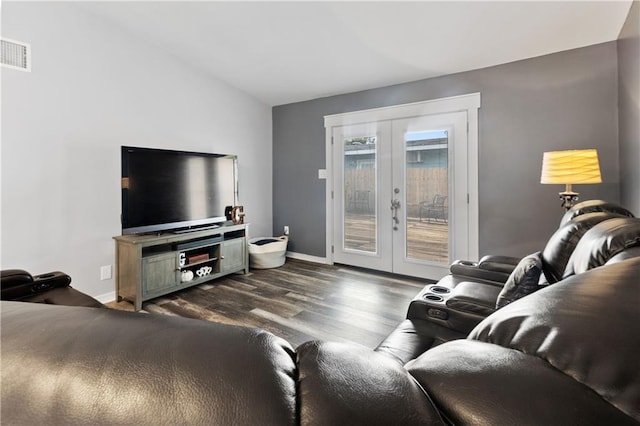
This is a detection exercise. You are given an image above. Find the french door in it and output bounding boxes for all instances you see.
[325,94,480,280]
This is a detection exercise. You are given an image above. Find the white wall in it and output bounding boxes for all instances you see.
[1,3,273,300]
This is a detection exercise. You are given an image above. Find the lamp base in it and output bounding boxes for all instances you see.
[559,191,579,210]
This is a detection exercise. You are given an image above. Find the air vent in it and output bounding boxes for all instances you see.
[1,38,31,72]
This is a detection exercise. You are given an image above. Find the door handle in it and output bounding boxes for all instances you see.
[390,199,400,229]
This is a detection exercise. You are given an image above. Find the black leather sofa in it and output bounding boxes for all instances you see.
[2,202,640,425]
[0,269,103,307]
[376,201,640,364]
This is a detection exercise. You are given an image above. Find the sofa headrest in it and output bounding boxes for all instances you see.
[560,200,634,227]
[563,217,640,278]
[541,212,623,283]
[468,257,640,421]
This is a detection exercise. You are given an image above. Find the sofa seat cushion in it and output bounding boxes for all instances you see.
[1,302,298,426]
[374,319,464,364]
[297,340,445,425]
[468,257,640,422]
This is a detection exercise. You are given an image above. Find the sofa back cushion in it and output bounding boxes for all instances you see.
[466,257,640,422]
[406,340,637,425]
[540,212,621,283]
[563,217,640,278]
[560,199,634,227]
[606,245,640,265]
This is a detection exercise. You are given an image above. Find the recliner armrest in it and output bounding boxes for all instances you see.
[450,255,519,285]
[477,255,520,272]
[445,281,500,317]
[1,269,72,301]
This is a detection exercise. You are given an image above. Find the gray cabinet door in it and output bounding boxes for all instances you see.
[221,238,246,273]
[142,252,178,296]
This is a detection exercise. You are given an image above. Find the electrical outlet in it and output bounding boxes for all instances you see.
[284,225,289,236]
[100,265,112,280]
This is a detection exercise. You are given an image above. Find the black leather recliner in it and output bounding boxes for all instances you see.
[0,269,103,308]
[448,199,636,286]
[376,201,639,364]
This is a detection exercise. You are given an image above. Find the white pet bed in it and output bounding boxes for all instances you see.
[248,236,288,269]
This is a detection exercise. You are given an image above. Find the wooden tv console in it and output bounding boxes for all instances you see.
[113,223,248,311]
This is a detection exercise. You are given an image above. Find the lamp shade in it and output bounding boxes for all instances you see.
[540,149,602,184]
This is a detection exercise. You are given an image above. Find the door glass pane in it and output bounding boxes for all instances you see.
[343,135,376,253]
[404,130,449,263]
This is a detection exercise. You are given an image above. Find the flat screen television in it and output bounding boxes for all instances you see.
[121,146,238,235]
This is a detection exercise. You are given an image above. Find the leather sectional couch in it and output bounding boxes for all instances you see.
[376,201,640,364]
[2,201,640,425]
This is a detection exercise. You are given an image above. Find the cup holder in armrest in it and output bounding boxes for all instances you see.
[458,261,477,267]
[423,294,444,302]
[32,271,71,289]
[35,273,56,279]
[429,286,451,294]
[409,281,498,335]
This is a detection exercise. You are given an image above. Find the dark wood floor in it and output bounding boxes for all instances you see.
[109,258,430,348]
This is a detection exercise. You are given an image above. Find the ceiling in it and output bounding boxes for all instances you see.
[78,1,633,106]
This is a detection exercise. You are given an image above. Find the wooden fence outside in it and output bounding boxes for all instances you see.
[344,168,448,216]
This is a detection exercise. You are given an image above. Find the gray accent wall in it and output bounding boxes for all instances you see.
[618,1,640,216]
[273,42,621,262]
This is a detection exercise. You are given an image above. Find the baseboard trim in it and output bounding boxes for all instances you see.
[95,290,116,304]
[286,251,328,264]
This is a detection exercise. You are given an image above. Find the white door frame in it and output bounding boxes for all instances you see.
[324,93,481,272]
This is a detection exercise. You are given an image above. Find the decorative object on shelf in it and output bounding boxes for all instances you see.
[540,149,602,210]
[196,266,213,277]
[181,270,194,282]
[231,205,245,224]
[187,253,209,264]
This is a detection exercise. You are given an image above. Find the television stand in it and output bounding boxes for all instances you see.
[113,223,248,311]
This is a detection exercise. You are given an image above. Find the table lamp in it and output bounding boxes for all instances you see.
[540,149,602,210]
